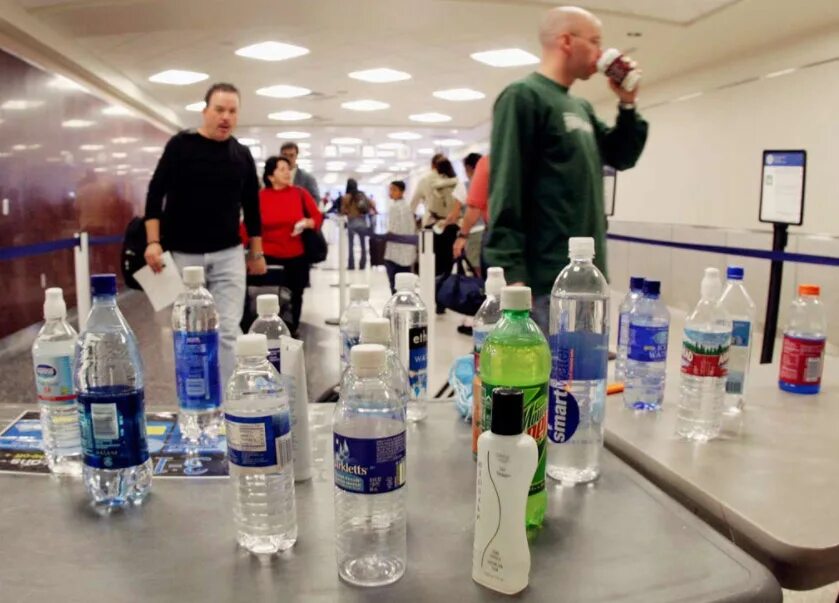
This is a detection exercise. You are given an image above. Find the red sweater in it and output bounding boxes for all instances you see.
[242,186,324,259]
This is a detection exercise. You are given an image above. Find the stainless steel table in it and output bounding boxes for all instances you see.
[605,354,839,590]
[0,402,780,602]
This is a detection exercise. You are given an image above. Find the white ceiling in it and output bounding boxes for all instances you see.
[6,0,839,185]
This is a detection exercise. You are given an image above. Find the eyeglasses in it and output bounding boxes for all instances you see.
[569,33,602,48]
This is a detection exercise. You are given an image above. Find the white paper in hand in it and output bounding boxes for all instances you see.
[133,252,185,312]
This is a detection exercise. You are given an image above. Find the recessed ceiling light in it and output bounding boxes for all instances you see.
[141,146,163,153]
[434,138,464,147]
[256,84,311,99]
[62,119,95,128]
[376,151,396,158]
[297,142,311,149]
[417,148,435,156]
[332,137,363,145]
[185,102,206,112]
[237,137,260,146]
[268,111,312,121]
[433,88,486,102]
[376,142,406,150]
[356,166,375,173]
[102,105,134,117]
[79,144,104,151]
[396,161,416,168]
[388,131,422,141]
[276,131,311,139]
[235,41,309,62]
[388,165,410,172]
[115,164,131,170]
[27,144,41,150]
[48,76,89,92]
[348,68,411,83]
[112,152,127,159]
[470,48,539,68]
[342,100,390,112]
[409,112,451,123]
[148,70,209,85]
[323,173,339,184]
[11,144,27,151]
[93,166,107,173]
[2,99,44,110]
[326,161,346,170]
[362,158,384,165]
[111,137,138,144]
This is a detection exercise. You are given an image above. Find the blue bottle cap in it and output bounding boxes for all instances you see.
[643,280,661,296]
[629,276,645,291]
[91,274,117,296]
[727,266,744,280]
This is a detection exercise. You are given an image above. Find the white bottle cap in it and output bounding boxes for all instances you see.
[395,272,418,292]
[485,267,506,297]
[182,266,205,287]
[256,294,279,316]
[235,333,268,357]
[349,284,370,302]
[43,287,66,320]
[360,317,390,345]
[501,285,531,311]
[568,237,595,260]
[351,343,386,373]
[700,267,722,300]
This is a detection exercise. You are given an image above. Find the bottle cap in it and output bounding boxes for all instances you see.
[351,343,386,372]
[360,317,390,345]
[485,267,506,297]
[700,268,722,300]
[256,294,279,316]
[182,266,205,287]
[799,284,820,297]
[349,284,370,302]
[568,237,595,260]
[235,333,268,357]
[643,280,661,297]
[43,287,66,320]
[629,276,645,291]
[91,274,117,297]
[501,286,531,311]
[726,266,744,281]
[490,388,524,436]
[395,273,418,292]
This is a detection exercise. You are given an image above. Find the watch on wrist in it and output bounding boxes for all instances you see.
[619,101,636,110]
[249,251,265,260]
[147,240,160,246]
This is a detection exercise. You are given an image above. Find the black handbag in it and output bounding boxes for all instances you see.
[298,189,327,264]
[436,255,486,316]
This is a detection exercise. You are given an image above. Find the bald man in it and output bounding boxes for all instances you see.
[485,6,648,333]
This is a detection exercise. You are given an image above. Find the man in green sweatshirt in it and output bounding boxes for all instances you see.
[485,5,648,333]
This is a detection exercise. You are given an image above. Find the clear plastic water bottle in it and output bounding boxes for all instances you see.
[719,266,756,413]
[224,333,297,555]
[547,238,609,484]
[32,287,82,476]
[358,317,410,408]
[624,280,670,411]
[383,273,428,422]
[779,285,827,395]
[334,344,407,587]
[615,276,645,383]
[676,268,731,441]
[171,266,222,443]
[339,284,378,371]
[472,267,506,458]
[75,274,152,507]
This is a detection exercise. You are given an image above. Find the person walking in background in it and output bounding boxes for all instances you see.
[426,158,461,313]
[280,141,320,203]
[410,152,446,219]
[453,153,487,275]
[485,6,648,334]
[144,82,265,384]
[383,180,417,293]
[341,178,375,270]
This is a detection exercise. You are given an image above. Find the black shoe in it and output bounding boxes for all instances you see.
[457,325,473,336]
[436,306,446,315]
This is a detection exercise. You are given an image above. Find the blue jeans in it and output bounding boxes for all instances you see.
[172,245,246,386]
[347,217,369,269]
[532,293,551,338]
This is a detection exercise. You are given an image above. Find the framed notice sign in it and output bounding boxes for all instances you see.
[604,165,616,217]
[759,150,806,225]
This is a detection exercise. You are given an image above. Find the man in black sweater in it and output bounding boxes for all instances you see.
[144,82,265,384]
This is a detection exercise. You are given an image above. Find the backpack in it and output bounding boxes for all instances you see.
[121,216,147,290]
[354,191,370,214]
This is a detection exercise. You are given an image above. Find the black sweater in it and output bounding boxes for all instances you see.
[144,130,261,253]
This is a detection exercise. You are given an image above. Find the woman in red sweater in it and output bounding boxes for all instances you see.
[257,155,323,334]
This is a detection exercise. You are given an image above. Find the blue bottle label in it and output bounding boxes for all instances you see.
[628,324,669,362]
[267,346,281,374]
[333,431,406,494]
[224,411,292,472]
[78,388,149,469]
[33,354,77,404]
[617,312,629,347]
[341,333,359,367]
[726,320,751,394]
[408,325,428,398]
[551,331,608,381]
[174,331,221,410]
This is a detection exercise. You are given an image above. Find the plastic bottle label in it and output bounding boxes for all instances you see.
[225,411,292,471]
[33,355,76,404]
[628,324,669,362]
[341,332,359,367]
[779,335,825,386]
[78,389,149,469]
[680,328,730,377]
[174,331,221,410]
[333,431,406,494]
[726,320,751,394]
[408,325,428,398]
[482,381,547,496]
[267,346,282,374]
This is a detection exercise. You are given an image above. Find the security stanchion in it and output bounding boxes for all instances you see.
[418,229,435,391]
[73,232,91,332]
[325,215,348,327]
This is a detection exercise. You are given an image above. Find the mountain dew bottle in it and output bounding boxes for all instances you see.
[480,286,551,535]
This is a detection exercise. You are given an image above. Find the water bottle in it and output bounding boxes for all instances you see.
[624,280,670,411]
[249,294,292,374]
[224,334,297,555]
[171,266,223,443]
[334,344,407,587]
[675,268,731,441]
[358,317,410,408]
[719,266,756,413]
[472,267,506,458]
[32,287,82,476]
[75,274,151,507]
[547,237,609,484]
[615,276,645,383]
[779,285,827,395]
[339,284,378,371]
[383,273,428,422]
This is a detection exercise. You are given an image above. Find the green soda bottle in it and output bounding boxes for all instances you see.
[479,286,551,534]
